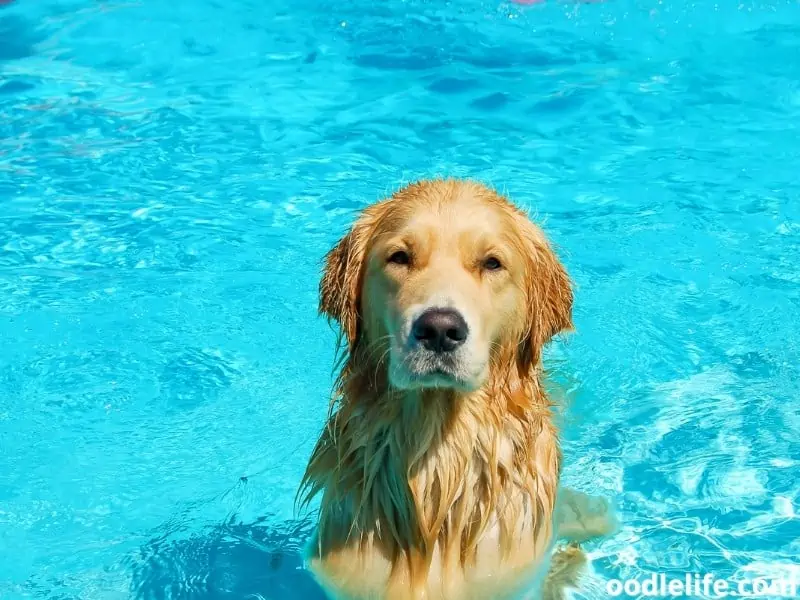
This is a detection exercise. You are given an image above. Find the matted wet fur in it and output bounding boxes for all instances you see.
[299,179,614,600]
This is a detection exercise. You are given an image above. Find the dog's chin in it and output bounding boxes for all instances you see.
[388,351,486,392]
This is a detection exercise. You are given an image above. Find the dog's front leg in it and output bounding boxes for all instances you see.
[554,487,618,543]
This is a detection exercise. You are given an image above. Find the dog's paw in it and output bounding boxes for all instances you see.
[542,543,587,600]
[555,488,618,543]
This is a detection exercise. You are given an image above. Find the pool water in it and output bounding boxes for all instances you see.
[1,0,799,598]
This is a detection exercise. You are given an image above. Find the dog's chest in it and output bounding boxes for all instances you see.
[310,492,555,600]
[311,432,558,600]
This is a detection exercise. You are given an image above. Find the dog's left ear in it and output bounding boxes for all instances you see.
[517,218,574,374]
[319,205,383,351]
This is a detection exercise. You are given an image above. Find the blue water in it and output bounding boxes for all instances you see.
[2,0,799,598]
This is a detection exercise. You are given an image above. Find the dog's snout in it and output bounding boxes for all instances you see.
[412,308,469,353]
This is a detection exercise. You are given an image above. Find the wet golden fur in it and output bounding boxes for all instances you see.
[300,179,614,599]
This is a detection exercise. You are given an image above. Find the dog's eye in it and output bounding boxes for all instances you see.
[387,250,410,266]
[483,256,502,271]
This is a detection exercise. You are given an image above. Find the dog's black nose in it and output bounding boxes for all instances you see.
[412,308,468,353]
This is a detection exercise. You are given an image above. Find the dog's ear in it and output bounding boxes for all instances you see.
[319,205,382,350]
[516,217,574,374]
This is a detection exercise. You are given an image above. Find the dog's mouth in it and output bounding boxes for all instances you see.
[391,347,481,391]
[407,345,455,369]
[407,367,465,390]
[416,375,463,390]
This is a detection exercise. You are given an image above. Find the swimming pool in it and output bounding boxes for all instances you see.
[2,0,799,598]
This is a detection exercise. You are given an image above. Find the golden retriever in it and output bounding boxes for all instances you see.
[299,179,615,600]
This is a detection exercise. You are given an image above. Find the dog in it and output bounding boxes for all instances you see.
[299,179,615,600]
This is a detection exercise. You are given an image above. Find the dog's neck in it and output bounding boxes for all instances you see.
[300,347,561,576]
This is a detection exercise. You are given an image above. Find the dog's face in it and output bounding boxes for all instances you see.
[320,180,573,392]
[362,189,531,392]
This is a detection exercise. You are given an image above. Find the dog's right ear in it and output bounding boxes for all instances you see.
[319,205,382,351]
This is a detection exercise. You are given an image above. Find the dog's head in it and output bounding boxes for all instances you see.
[320,179,573,392]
